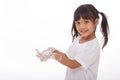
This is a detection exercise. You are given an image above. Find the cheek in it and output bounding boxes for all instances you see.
[76,27,82,34]
[76,26,79,31]
[90,26,96,32]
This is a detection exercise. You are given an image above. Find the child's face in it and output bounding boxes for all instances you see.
[75,17,99,38]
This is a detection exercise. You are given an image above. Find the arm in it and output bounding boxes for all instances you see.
[54,50,81,69]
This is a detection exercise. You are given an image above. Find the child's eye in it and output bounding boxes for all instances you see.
[84,20,89,23]
[75,22,80,25]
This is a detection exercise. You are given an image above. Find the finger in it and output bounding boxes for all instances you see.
[36,49,42,55]
[36,54,44,61]
[36,54,40,57]
[36,49,40,53]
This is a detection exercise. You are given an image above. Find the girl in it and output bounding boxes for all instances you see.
[36,4,109,80]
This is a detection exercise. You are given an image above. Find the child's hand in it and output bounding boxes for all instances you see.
[36,49,43,61]
[36,47,56,62]
[36,49,51,61]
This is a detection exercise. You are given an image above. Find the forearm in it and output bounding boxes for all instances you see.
[54,50,81,69]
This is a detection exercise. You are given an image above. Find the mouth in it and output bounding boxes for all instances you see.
[80,29,88,33]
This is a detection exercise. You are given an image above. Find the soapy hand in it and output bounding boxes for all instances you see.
[36,47,56,62]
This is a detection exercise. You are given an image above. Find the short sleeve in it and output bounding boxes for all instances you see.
[74,43,100,70]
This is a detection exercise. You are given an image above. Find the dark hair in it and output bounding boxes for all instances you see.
[71,4,109,49]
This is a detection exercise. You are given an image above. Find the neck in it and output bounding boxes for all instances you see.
[80,35,96,43]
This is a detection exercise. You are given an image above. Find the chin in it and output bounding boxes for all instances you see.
[81,34,88,37]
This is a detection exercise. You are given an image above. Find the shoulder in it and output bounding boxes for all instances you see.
[86,38,100,52]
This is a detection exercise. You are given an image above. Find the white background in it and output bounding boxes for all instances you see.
[0,0,120,80]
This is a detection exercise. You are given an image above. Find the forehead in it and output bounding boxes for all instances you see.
[76,17,91,22]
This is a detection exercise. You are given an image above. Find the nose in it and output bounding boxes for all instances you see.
[77,23,86,29]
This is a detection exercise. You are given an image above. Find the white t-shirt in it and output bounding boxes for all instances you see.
[65,36,100,80]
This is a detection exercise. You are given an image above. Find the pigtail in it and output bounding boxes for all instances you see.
[99,12,109,49]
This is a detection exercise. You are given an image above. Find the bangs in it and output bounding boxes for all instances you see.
[74,6,93,21]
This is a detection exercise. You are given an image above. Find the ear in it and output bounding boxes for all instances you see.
[95,18,99,26]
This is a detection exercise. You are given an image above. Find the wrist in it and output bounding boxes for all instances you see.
[48,47,56,53]
[54,53,62,61]
[57,55,62,61]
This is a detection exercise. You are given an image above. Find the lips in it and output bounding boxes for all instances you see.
[80,29,88,33]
